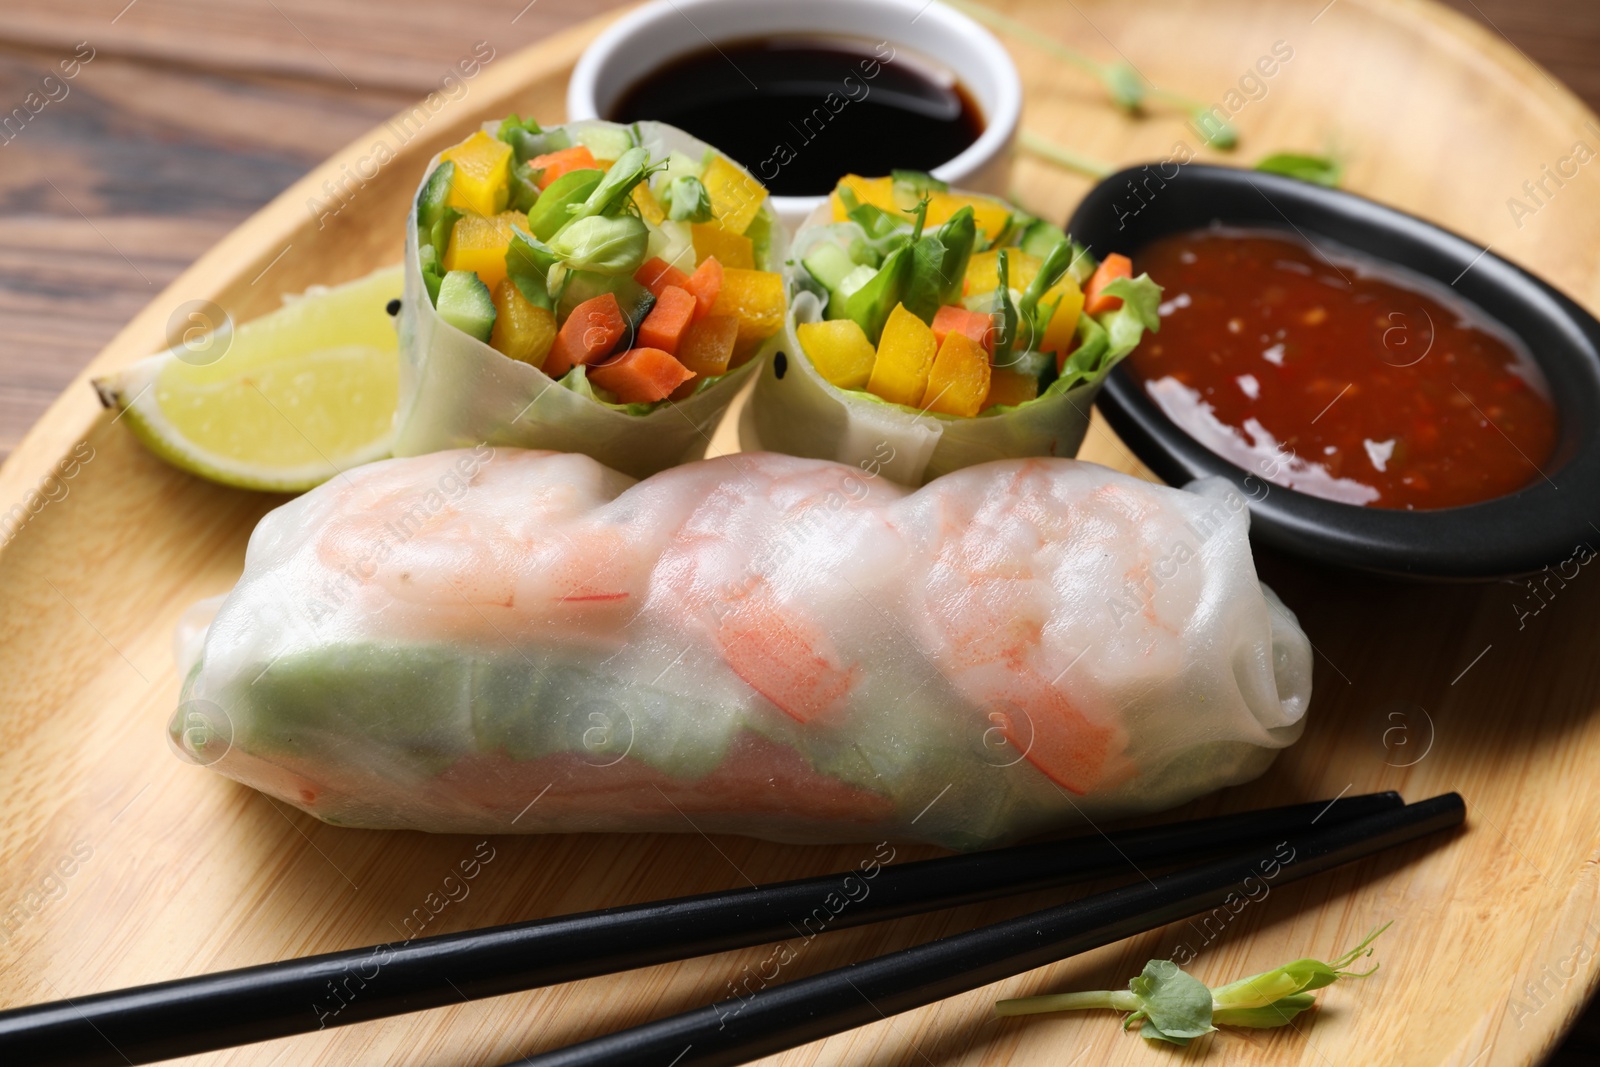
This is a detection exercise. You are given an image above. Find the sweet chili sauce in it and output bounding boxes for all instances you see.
[1129,227,1558,510]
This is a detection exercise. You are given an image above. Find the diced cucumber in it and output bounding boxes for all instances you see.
[647,220,694,278]
[998,347,1053,381]
[744,208,774,268]
[437,270,496,342]
[1019,218,1070,259]
[658,151,703,188]
[847,236,883,269]
[430,208,462,263]
[574,125,635,162]
[416,161,454,241]
[803,243,858,292]
[836,264,879,302]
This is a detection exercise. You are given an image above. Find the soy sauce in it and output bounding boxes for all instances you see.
[609,36,984,197]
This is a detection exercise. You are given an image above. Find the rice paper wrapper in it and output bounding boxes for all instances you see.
[741,200,1106,486]
[172,448,1313,850]
[393,120,788,479]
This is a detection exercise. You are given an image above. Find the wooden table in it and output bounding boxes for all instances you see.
[2,0,1599,1062]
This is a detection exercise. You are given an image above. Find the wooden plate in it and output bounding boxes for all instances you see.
[3,1,1599,1064]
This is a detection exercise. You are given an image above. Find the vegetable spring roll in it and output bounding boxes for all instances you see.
[172,448,1311,849]
[394,118,788,477]
[742,173,1160,485]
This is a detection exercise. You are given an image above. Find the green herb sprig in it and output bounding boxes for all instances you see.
[944,0,1236,149]
[995,923,1391,1046]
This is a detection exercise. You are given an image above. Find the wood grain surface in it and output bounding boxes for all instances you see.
[3,1,1600,1066]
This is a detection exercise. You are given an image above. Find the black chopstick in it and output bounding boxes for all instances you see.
[511,793,1464,1067]
[0,791,1399,1067]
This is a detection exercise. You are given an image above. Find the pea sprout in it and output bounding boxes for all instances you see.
[1017,129,1113,180]
[943,0,1237,149]
[995,923,1392,1046]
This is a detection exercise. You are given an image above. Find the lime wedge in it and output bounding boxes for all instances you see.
[95,265,403,492]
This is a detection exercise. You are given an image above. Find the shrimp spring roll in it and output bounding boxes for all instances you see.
[394,118,788,477]
[172,449,1311,849]
[742,173,1160,485]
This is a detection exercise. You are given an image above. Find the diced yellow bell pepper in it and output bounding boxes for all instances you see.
[983,367,1039,410]
[831,175,1011,243]
[867,303,937,407]
[797,319,877,390]
[709,268,786,358]
[440,131,513,217]
[633,183,666,226]
[1041,275,1085,353]
[966,249,1035,294]
[692,223,755,270]
[701,154,767,235]
[920,331,991,417]
[925,191,1010,244]
[443,211,521,291]
[831,175,898,221]
[965,251,1084,351]
[488,279,556,369]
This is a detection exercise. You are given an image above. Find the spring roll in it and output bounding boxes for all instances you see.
[172,448,1311,849]
[394,118,788,478]
[742,173,1159,485]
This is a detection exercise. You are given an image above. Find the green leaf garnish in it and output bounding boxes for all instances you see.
[546,214,649,276]
[1255,152,1344,187]
[995,923,1391,1045]
[663,174,714,223]
[567,146,657,221]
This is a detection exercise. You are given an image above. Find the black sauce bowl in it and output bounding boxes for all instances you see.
[1068,164,1600,581]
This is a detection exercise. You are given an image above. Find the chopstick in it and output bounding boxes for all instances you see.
[510,793,1464,1067]
[0,792,1398,1067]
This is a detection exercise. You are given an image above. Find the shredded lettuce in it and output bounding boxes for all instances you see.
[1053,272,1162,392]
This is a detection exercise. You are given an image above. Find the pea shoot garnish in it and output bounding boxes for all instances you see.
[995,923,1391,1045]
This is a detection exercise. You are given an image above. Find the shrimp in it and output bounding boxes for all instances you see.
[184,449,1312,848]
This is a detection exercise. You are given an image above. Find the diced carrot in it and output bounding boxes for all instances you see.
[684,256,724,319]
[545,292,626,378]
[1084,253,1133,314]
[634,256,691,300]
[676,315,739,378]
[528,145,599,190]
[637,286,697,354]
[931,305,994,354]
[589,347,694,403]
